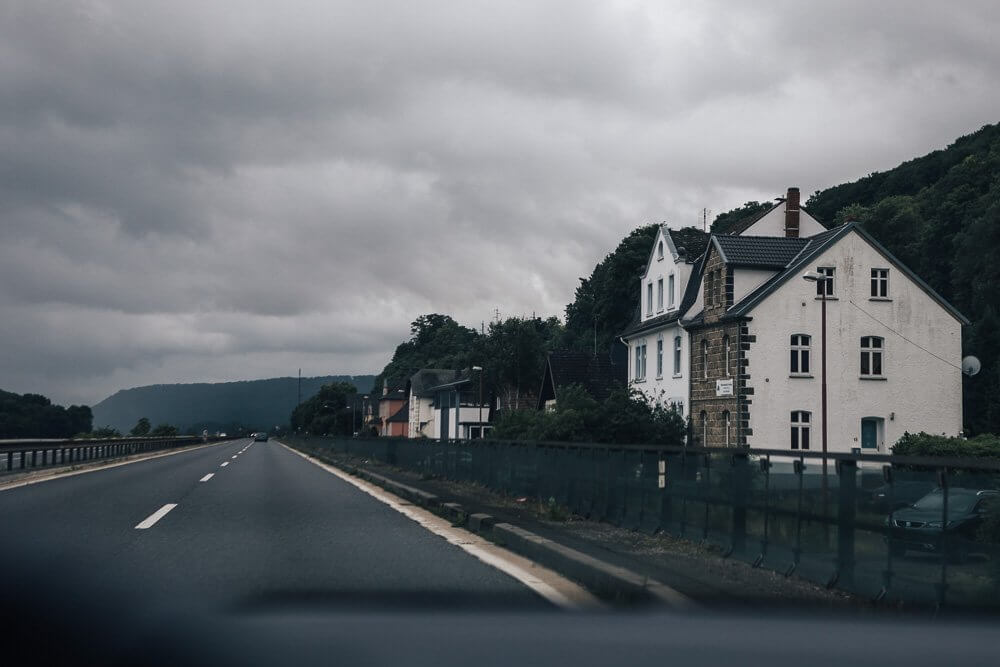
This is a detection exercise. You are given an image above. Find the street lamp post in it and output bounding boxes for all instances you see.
[472,366,484,439]
[802,271,830,534]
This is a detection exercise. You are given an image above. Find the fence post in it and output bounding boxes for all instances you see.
[730,452,751,556]
[834,458,857,589]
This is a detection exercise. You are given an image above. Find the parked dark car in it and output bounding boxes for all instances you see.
[887,488,998,561]
[865,481,936,513]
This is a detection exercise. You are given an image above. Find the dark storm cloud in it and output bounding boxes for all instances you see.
[1,0,999,405]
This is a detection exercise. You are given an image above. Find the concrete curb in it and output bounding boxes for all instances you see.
[306,448,695,609]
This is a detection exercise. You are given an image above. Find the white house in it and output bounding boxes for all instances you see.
[682,222,968,452]
[407,369,458,438]
[620,224,709,418]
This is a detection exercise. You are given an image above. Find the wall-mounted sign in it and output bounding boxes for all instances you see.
[716,379,734,396]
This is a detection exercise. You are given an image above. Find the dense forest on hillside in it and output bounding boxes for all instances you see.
[802,122,1000,434]
[93,375,375,433]
[0,389,92,438]
[374,122,1000,436]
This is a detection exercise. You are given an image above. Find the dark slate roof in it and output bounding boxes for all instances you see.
[541,351,627,405]
[379,388,406,402]
[666,226,709,263]
[386,401,409,423]
[713,234,811,268]
[621,309,682,338]
[409,368,461,396]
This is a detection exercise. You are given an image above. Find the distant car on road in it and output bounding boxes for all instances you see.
[887,488,998,561]
[254,432,269,442]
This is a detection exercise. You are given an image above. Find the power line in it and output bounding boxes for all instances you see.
[847,299,964,373]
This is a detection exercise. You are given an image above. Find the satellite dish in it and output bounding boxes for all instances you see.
[962,355,981,377]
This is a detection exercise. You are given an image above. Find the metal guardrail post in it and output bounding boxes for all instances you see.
[877,464,895,602]
[787,456,805,577]
[754,456,771,567]
[833,458,857,589]
[730,452,750,557]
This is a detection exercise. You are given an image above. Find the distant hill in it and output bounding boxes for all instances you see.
[92,375,376,434]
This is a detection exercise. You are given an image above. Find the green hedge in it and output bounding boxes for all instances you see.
[891,432,1000,459]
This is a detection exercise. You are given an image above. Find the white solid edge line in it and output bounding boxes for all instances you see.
[135,503,178,529]
[200,473,214,482]
[220,461,229,467]
[280,443,600,610]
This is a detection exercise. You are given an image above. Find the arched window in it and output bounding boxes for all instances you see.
[657,241,664,260]
[700,410,708,445]
[790,411,811,450]
[722,410,731,446]
[723,335,731,377]
[702,339,709,379]
[790,334,811,375]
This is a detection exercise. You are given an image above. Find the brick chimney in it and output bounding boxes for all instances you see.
[784,187,800,238]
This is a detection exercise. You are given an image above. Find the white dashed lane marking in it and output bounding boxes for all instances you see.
[135,504,177,530]
[200,473,214,482]
[220,462,229,468]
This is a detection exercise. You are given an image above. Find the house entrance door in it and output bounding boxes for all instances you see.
[861,418,879,450]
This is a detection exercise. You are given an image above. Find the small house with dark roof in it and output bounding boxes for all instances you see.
[683,221,967,452]
[423,369,492,440]
[536,350,627,410]
[378,381,408,437]
[406,368,461,437]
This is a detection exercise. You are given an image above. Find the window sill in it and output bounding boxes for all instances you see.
[859,376,887,381]
[789,374,814,379]
[814,296,839,301]
[656,309,664,314]
[655,375,663,380]
[869,297,892,302]
[672,374,683,379]
[633,379,647,384]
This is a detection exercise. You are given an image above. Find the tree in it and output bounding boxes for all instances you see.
[709,201,773,235]
[130,417,151,437]
[374,314,480,391]
[150,423,178,436]
[290,381,358,436]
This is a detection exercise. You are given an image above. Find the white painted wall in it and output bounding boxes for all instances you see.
[408,394,435,438]
[628,322,690,417]
[744,231,963,453]
[732,268,778,305]
[639,227,685,323]
[430,404,490,439]
[740,206,826,238]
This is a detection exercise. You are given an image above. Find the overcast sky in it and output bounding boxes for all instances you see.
[2,1,999,406]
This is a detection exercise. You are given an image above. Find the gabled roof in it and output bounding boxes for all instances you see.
[718,223,969,325]
[723,201,826,236]
[666,226,710,263]
[536,351,627,409]
[712,234,811,268]
[386,401,409,423]
[621,244,706,340]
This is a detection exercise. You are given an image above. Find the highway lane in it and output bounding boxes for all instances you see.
[0,438,546,614]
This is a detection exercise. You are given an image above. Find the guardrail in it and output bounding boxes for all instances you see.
[287,435,1000,611]
[0,436,232,475]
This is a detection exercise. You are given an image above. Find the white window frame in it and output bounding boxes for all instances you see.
[860,336,885,378]
[634,345,641,380]
[656,336,664,378]
[816,266,835,297]
[646,283,653,316]
[668,274,675,309]
[640,344,647,380]
[871,268,889,299]
[791,411,811,450]
[790,334,811,376]
[701,339,709,379]
[722,410,731,446]
[673,336,682,376]
[657,278,664,312]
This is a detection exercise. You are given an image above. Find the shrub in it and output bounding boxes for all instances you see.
[892,432,1000,459]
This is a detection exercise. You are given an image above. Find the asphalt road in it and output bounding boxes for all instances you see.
[0,438,545,615]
